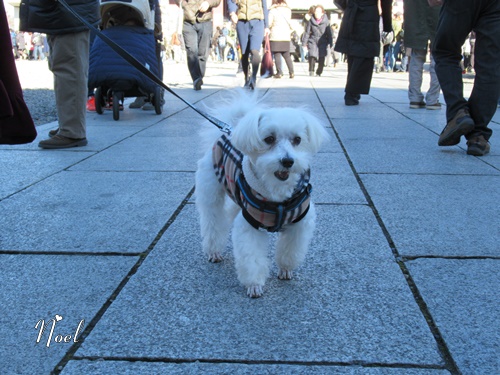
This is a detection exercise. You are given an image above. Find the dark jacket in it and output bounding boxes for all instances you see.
[334,0,392,58]
[19,0,99,34]
[303,14,333,59]
[403,0,441,50]
[180,0,221,24]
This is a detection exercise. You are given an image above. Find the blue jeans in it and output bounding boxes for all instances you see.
[433,0,500,140]
[182,21,213,82]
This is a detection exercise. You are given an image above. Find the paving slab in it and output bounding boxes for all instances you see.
[0,254,137,375]
[0,150,91,200]
[360,174,500,257]
[63,360,448,374]
[406,259,500,374]
[75,205,442,367]
[0,171,193,253]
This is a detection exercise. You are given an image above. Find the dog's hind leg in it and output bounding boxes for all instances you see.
[195,153,230,263]
[276,204,316,280]
[232,213,270,298]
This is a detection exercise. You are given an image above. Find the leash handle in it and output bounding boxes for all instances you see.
[56,0,232,134]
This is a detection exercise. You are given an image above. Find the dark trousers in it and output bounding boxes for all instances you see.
[182,21,213,82]
[432,0,500,141]
[273,51,294,75]
[309,56,325,75]
[345,55,374,95]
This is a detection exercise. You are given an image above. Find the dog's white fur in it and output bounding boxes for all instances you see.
[195,91,328,298]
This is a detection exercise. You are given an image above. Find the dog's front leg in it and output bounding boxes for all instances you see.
[276,204,316,280]
[231,213,269,298]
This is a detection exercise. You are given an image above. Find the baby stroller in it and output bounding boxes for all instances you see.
[89,0,163,120]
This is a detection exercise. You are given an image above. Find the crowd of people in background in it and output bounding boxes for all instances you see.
[10,29,48,61]
[6,0,498,154]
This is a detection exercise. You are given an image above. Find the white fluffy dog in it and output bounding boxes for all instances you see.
[195,91,328,298]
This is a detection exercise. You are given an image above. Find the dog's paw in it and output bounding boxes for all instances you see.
[208,252,223,263]
[246,285,263,298]
[278,269,293,280]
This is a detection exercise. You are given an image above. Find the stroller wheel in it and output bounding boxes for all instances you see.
[112,91,123,121]
[95,87,103,115]
[154,86,163,115]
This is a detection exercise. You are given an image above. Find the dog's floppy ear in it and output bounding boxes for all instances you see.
[303,113,329,153]
[230,111,264,155]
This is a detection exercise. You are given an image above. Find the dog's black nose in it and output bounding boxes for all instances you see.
[281,157,294,168]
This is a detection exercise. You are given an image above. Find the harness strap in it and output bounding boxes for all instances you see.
[235,175,312,233]
[56,0,232,135]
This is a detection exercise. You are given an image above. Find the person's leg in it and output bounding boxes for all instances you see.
[182,21,200,82]
[316,56,325,76]
[345,55,373,95]
[408,48,425,105]
[308,56,316,75]
[247,20,264,82]
[47,31,88,140]
[283,50,294,76]
[466,0,500,142]
[432,0,473,123]
[274,52,283,75]
[197,21,213,80]
[426,53,441,106]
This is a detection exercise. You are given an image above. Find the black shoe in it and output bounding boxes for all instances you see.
[344,92,360,106]
[245,76,256,90]
[438,108,475,146]
[289,73,294,79]
[193,78,203,91]
[466,135,490,156]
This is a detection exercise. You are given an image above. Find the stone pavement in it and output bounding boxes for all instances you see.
[1,60,498,375]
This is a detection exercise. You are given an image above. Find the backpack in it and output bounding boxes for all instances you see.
[218,35,226,48]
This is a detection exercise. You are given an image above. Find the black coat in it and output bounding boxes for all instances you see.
[0,1,36,144]
[334,0,392,58]
[19,0,100,34]
[303,15,333,59]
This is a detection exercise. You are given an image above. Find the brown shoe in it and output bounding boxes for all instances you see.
[466,135,490,156]
[438,108,475,146]
[38,134,88,149]
[48,129,59,137]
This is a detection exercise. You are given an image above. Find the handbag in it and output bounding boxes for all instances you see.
[260,34,274,77]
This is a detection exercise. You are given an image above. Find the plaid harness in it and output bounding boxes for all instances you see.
[212,134,311,232]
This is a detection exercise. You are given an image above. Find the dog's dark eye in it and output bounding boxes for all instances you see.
[264,136,275,145]
[292,136,301,145]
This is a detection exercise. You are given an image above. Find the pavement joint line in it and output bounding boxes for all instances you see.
[315,90,462,375]
[70,355,447,370]
[0,250,143,257]
[50,186,195,375]
[402,255,500,261]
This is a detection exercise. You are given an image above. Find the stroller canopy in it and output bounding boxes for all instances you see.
[100,0,154,30]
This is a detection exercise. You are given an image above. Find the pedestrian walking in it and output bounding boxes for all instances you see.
[302,5,332,77]
[268,0,294,79]
[334,0,393,106]
[404,0,441,110]
[179,0,221,91]
[228,0,269,90]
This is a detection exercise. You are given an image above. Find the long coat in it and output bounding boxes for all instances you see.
[303,15,333,59]
[0,1,36,144]
[334,0,392,58]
